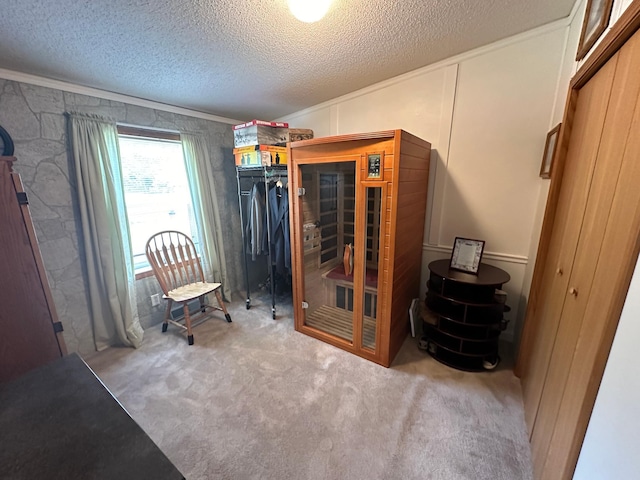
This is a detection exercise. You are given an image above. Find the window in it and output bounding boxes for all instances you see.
[117,127,198,272]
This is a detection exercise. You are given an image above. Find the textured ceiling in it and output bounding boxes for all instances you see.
[0,0,575,121]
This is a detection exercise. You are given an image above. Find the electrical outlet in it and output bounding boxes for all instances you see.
[150,294,161,307]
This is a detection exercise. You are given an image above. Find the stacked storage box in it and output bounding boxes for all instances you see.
[233,120,288,167]
[233,120,289,148]
[234,144,288,167]
[233,120,313,167]
[289,128,314,142]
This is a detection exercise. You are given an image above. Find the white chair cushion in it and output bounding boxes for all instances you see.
[165,282,222,303]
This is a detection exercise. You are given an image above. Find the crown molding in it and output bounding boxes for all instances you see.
[0,68,240,125]
[279,16,572,122]
[568,0,585,23]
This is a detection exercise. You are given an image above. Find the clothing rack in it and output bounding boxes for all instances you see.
[236,165,289,319]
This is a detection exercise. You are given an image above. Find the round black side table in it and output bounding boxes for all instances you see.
[423,259,510,371]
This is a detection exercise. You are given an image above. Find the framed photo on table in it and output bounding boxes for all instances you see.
[576,0,614,61]
[449,237,485,275]
[540,123,561,179]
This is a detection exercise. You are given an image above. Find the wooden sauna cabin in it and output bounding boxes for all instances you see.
[288,130,431,367]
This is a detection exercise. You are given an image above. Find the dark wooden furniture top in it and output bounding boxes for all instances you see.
[429,259,510,286]
[0,353,184,480]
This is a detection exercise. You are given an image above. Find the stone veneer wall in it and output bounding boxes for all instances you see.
[0,79,244,355]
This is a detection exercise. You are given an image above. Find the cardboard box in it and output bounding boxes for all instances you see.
[289,128,314,142]
[233,120,289,147]
[234,145,288,167]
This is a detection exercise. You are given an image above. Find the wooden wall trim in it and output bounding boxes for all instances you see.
[573,0,640,89]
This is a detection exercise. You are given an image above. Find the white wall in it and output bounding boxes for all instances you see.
[279,22,569,341]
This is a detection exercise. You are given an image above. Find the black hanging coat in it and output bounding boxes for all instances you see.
[268,184,290,275]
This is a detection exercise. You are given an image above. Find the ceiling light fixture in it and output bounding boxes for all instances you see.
[288,0,333,23]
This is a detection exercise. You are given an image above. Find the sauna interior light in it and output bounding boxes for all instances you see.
[288,0,333,23]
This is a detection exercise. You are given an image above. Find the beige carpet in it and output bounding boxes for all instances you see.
[86,294,533,480]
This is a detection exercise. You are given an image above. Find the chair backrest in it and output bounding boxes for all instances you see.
[145,231,205,295]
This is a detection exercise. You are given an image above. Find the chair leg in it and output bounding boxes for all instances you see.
[162,299,172,333]
[199,294,206,313]
[215,289,232,322]
[183,303,194,345]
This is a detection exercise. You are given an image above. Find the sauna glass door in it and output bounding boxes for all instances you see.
[297,160,382,354]
[300,161,357,345]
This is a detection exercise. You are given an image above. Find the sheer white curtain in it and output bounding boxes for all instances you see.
[181,133,231,301]
[68,113,143,350]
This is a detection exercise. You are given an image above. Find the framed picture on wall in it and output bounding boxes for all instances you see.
[540,123,561,179]
[576,0,614,60]
[449,237,485,275]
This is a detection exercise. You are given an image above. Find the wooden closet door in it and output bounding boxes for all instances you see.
[531,31,640,475]
[538,30,640,479]
[519,55,617,432]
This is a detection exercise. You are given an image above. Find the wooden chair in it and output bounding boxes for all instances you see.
[145,230,231,345]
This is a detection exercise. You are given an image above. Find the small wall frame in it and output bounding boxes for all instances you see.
[540,123,561,179]
[576,0,614,61]
[449,237,485,275]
